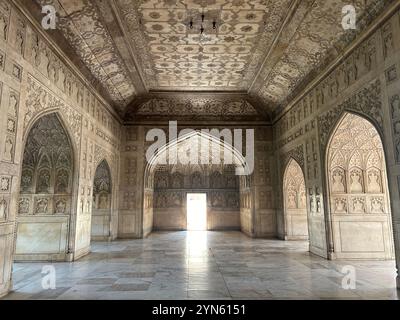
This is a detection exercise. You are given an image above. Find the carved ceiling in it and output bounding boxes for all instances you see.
[27,0,392,119]
[125,93,263,121]
[35,0,143,112]
[117,0,292,91]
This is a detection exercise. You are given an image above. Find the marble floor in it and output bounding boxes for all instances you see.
[2,231,399,300]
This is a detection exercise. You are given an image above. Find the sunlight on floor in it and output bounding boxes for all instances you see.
[186,231,208,257]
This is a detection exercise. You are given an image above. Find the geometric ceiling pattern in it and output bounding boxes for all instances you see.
[117,0,292,91]
[30,0,392,119]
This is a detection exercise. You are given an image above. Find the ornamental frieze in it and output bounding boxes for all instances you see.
[25,75,82,144]
[318,79,382,147]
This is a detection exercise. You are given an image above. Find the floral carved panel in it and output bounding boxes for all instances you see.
[25,75,82,145]
[327,113,389,215]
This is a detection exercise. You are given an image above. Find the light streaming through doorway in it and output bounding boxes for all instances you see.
[187,193,207,231]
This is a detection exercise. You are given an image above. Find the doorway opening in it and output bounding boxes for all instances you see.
[187,193,207,231]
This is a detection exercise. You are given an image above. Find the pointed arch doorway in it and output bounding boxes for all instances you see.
[283,158,309,241]
[143,130,250,237]
[15,113,74,261]
[326,112,394,260]
[91,160,112,241]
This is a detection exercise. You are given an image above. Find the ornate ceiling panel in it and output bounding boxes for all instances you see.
[116,0,292,91]
[23,0,394,119]
[35,0,139,112]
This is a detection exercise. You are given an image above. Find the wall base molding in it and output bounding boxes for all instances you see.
[117,233,142,239]
[72,246,91,261]
[0,280,12,299]
[285,235,309,241]
[91,236,113,242]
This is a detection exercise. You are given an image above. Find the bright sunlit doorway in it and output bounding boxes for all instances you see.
[187,193,207,231]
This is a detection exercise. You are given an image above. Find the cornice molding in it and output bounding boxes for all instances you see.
[124,92,271,123]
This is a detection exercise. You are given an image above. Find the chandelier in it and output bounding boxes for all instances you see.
[187,11,218,35]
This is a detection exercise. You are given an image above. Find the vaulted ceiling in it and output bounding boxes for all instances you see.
[27,0,392,121]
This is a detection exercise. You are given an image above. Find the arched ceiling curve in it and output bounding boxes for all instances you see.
[26,0,393,121]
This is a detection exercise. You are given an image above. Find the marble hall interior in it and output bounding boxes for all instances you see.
[0,0,400,300]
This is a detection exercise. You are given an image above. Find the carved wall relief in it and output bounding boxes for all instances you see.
[152,163,240,230]
[331,168,346,193]
[367,168,382,193]
[0,198,7,220]
[389,94,400,163]
[326,112,394,258]
[55,169,69,193]
[124,157,137,185]
[155,174,168,189]
[0,176,11,193]
[333,198,347,213]
[385,65,398,84]
[35,198,48,214]
[18,198,29,214]
[55,199,67,214]
[0,2,10,42]
[25,76,82,145]
[190,171,202,189]
[91,160,112,239]
[382,21,394,59]
[327,113,389,215]
[349,168,364,193]
[19,113,73,215]
[93,160,112,210]
[171,172,183,189]
[283,158,309,240]
[0,50,4,70]
[3,135,14,162]
[318,79,383,147]
[13,17,25,56]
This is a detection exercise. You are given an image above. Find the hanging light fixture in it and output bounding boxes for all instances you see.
[187,11,218,36]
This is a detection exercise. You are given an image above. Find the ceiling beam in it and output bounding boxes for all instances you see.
[108,0,150,94]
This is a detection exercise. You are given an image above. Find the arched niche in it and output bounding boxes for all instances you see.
[91,160,112,241]
[283,158,309,241]
[143,130,250,237]
[15,113,74,261]
[326,112,394,259]
[152,163,240,231]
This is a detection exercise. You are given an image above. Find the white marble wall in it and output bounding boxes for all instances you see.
[1,0,400,300]
[274,7,400,283]
[119,125,276,238]
[0,1,121,296]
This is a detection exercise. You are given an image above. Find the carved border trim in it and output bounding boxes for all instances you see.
[318,79,383,148]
